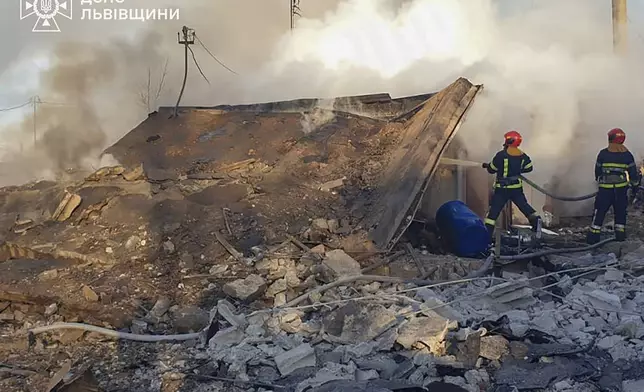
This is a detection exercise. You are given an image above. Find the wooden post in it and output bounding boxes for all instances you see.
[174,26,195,117]
[612,0,628,55]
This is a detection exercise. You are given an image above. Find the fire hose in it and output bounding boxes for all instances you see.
[519,175,597,202]
[439,158,598,202]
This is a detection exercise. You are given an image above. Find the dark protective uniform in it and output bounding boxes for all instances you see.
[484,147,541,240]
[587,146,640,243]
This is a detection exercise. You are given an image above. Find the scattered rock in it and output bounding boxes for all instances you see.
[82,285,99,302]
[312,218,329,231]
[44,303,59,317]
[13,310,25,322]
[223,274,267,301]
[597,335,624,350]
[274,343,316,376]
[0,312,14,321]
[322,250,361,278]
[266,279,288,298]
[586,290,622,310]
[131,319,148,334]
[479,335,510,360]
[170,306,209,333]
[322,302,396,344]
[397,313,457,354]
[604,269,624,282]
[209,264,229,275]
[39,269,59,280]
[163,240,176,253]
[355,369,379,381]
[149,297,172,320]
[319,178,345,192]
[486,280,535,310]
[125,236,142,250]
[123,164,145,181]
[624,379,644,392]
[209,326,245,348]
[52,192,82,222]
[217,299,247,328]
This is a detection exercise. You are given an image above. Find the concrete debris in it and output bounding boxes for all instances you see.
[170,306,209,333]
[223,274,267,301]
[603,268,624,282]
[319,177,345,192]
[486,280,535,310]
[130,319,148,334]
[52,192,82,222]
[322,249,362,278]
[44,303,59,317]
[208,326,245,348]
[479,335,510,360]
[586,290,622,310]
[322,302,396,344]
[396,312,457,354]
[82,285,99,302]
[149,297,172,321]
[274,343,316,376]
[163,240,176,253]
[312,218,330,231]
[122,164,145,181]
[7,203,644,392]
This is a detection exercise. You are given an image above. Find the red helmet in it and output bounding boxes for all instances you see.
[608,128,626,144]
[504,130,522,147]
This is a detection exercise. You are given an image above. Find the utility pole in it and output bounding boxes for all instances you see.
[290,0,301,30]
[612,0,628,54]
[174,26,195,117]
[32,95,40,147]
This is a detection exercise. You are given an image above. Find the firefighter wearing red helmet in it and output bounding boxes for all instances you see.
[587,128,640,244]
[481,130,542,242]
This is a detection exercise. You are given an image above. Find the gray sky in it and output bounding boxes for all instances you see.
[1,0,643,111]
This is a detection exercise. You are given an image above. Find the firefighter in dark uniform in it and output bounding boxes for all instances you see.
[587,128,640,244]
[481,131,542,242]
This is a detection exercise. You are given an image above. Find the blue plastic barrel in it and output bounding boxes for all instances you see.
[435,200,489,257]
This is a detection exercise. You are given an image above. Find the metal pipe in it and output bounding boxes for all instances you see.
[497,237,615,263]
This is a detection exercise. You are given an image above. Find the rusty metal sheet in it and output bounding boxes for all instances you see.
[365,77,482,249]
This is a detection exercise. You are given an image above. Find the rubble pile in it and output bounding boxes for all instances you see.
[16,235,644,392]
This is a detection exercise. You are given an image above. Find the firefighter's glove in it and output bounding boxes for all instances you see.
[482,163,489,169]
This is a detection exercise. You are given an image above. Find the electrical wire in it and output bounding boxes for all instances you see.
[0,100,32,112]
[193,34,239,75]
[39,101,73,106]
[188,45,211,85]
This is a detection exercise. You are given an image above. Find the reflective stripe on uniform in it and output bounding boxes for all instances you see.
[599,182,629,188]
[503,158,509,178]
[590,225,601,233]
[523,161,533,169]
[484,218,495,226]
[489,161,497,171]
[602,163,630,168]
[615,224,625,232]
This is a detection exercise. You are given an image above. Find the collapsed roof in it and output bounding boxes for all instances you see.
[105,77,481,250]
[0,78,481,319]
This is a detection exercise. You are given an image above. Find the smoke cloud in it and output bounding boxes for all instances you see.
[1,0,643,211]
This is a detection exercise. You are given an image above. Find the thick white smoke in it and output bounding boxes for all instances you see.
[1,0,644,204]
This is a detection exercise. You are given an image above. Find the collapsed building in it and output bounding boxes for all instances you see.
[0,78,643,392]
